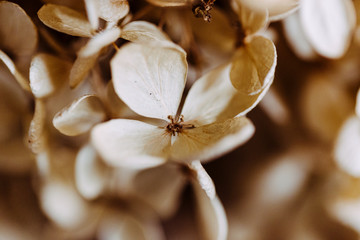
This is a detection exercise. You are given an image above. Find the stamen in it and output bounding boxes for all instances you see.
[165,115,195,136]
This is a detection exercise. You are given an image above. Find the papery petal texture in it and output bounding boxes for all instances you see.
[91,119,169,169]
[111,43,187,120]
[146,0,192,7]
[38,4,92,37]
[171,117,255,163]
[53,95,106,136]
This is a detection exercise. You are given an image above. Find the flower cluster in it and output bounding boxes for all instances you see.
[1,0,360,239]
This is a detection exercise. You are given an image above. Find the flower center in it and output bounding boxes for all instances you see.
[166,115,195,136]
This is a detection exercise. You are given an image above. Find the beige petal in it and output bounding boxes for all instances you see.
[170,117,255,163]
[132,163,187,218]
[97,0,129,23]
[192,177,228,240]
[84,0,100,30]
[0,1,38,57]
[79,27,121,57]
[29,53,71,98]
[282,12,317,60]
[42,0,86,12]
[300,0,356,59]
[53,95,106,136]
[69,51,100,88]
[329,196,360,234]
[121,21,183,51]
[28,99,47,154]
[38,4,92,37]
[334,116,360,177]
[91,119,169,169]
[0,50,30,92]
[230,36,276,95]
[111,43,187,120]
[232,2,268,35]
[75,144,108,199]
[145,0,192,7]
[181,64,271,125]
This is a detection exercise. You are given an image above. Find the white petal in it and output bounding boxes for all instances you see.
[230,36,276,95]
[0,50,30,91]
[300,0,356,59]
[189,161,216,199]
[171,117,255,163]
[53,95,106,136]
[28,99,47,154]
[84,0,99,30]
[38,4,92,37]
[182,64,272,125]
[282,11,317,60]
[79,27,121,57]
[29,53,72,98]
[334,116,360,177]
[111,43,187,120]
[132,164,187,218]
[0,1,38,57]
[192,177,228,240]
[75,144,108,199]
[91,119,169,169]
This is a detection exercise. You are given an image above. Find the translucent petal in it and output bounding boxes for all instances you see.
[171,117,255,163]
[145,0,192,7]
[38,4,92,37]
[232,2,268,35]
[75,144,108,199]
[230,36,276,95]
[300,0,356,59]
[69,51,100,88]
[334,116,360,177]
[0,1,38,57]
[0,50,30,91]
[30,53,72,98]
[192,176,228,240]
[91,119,169,169]
[79,27,121,58]
[132,164,187,218]
[111,43,187,120]
[53,95,106,136]
[182,64,272,125]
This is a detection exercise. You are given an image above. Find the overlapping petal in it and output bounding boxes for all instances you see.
[91,119,170,169]
[111,43,187,120]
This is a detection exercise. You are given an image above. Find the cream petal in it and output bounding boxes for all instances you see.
[121,21,183,51]
[192,176,228,240]
[97,0,129,23]
[329,196,360,234]
[189,161,216,199]
[145,0,192,7]
[28,99,47,154]
[69,51,100,88]
[38,4,92,37]
[40,180,91,229]
[181,64,272,125]
[0,1,38,57]
[334,116,360,177]
[53,95,106,136]
[29,53,72,98]
[111,43,187,120]
[132,163,187,218]
[75,144,108,199]
[282,12,317,60]
[170,117,255,163]
[84,0,99,30]
[230,36,276,95]
[91,119,169,169]
[79,27,121,58]
[300,0,356,59]
[0,50,30,92]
